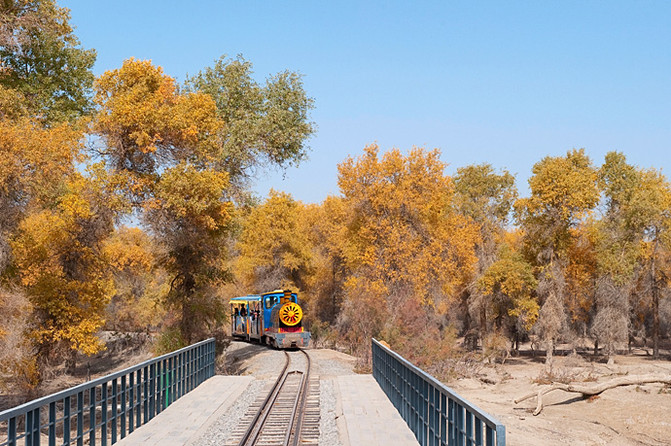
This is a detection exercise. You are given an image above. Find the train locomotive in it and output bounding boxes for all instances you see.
[230,289,310,348]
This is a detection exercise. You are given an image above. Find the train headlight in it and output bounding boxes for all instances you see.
[279,302,303,326]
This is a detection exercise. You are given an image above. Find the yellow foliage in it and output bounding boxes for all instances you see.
[93,59,222,200]
[10,173,118,357]
[236,190,313,292]
[0,117,82,206]
[149,162,232,232]
[337,145,479,309]
[478,245,539,331]
[516,148,599,259]
[103,227,154,274]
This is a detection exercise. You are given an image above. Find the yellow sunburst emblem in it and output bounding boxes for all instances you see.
[279,302,303,326]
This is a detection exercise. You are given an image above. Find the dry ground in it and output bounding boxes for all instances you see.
[450,352,671,446]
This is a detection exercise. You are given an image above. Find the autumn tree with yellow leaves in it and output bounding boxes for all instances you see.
[334,145,479,361]
[103,226,166,332]
[515,149,600,363]
[453,163,518,349]
[11,167,125,373]
[631,168,671,358]
[236,190,314,293]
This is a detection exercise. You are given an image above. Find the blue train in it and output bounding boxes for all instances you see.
[230,289,311,348]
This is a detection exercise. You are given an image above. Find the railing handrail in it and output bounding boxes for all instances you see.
[372,338,503,428]
[372,338,506,446]
[0,337,214,421]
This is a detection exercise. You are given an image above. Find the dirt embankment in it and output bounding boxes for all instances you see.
[1,332,153,411]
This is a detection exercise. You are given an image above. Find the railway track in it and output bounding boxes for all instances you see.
[227,349,319,446]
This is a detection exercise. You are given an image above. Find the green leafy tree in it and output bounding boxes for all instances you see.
[185,55,315,189]
[0,0,96,124]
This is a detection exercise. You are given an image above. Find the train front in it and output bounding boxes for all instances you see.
[268,290,311,348]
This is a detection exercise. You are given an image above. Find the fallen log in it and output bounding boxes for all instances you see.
[515,374,671,416]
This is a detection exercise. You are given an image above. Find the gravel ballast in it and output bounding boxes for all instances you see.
[193,341,357,446]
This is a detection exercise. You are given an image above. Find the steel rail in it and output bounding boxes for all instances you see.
[288,349,311,446]
[236,351,291,446]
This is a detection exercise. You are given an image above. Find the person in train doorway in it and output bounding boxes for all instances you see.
[240,304,248,333]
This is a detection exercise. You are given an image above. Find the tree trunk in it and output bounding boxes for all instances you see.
[545,337,554,364]
[480,304,486,348]
[65,350,77,375]
[653,285,660,359]
[651,237,660,359]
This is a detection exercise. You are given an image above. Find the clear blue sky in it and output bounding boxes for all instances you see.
[61,0,671,203]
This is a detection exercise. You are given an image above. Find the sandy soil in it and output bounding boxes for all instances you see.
[449,353,671,446]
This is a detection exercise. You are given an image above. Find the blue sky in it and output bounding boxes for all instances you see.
[61,0,671,203]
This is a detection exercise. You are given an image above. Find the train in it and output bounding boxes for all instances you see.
[230,289,311,349]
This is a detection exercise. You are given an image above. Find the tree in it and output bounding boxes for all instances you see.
[564,220,597,344]
[103,226,166,332]
[515,149,599,363]
[590,153,644,359]
[0,0,96,124]
[335,145,479,358]
[10,167,123,373]
[631,168,671,358]
[146,163,233,344]
[93,58,221,205]
[478,245,538,353]
[302,196,350,326]
[185,55,315,189]
[236,190,314,293]
[0,117,81,274]
[453,163,517,348]
[94,59,229,344]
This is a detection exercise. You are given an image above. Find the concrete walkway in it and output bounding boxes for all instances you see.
[114,373,419,445]
[115,375,253,445]
[336,374,420,446]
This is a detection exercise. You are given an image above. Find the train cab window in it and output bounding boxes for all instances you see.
[265,296,278,309]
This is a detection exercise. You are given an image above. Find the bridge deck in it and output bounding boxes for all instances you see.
[115,375,254,445]
[334,374,419,446]
[113,373,418,445]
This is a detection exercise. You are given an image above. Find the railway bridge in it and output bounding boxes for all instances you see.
[0,339,505,446]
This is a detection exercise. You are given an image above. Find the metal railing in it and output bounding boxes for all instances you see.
[0,338,216,446]
[372,339,506,446]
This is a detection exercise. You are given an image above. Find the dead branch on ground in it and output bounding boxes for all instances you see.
[515,374,671,416]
